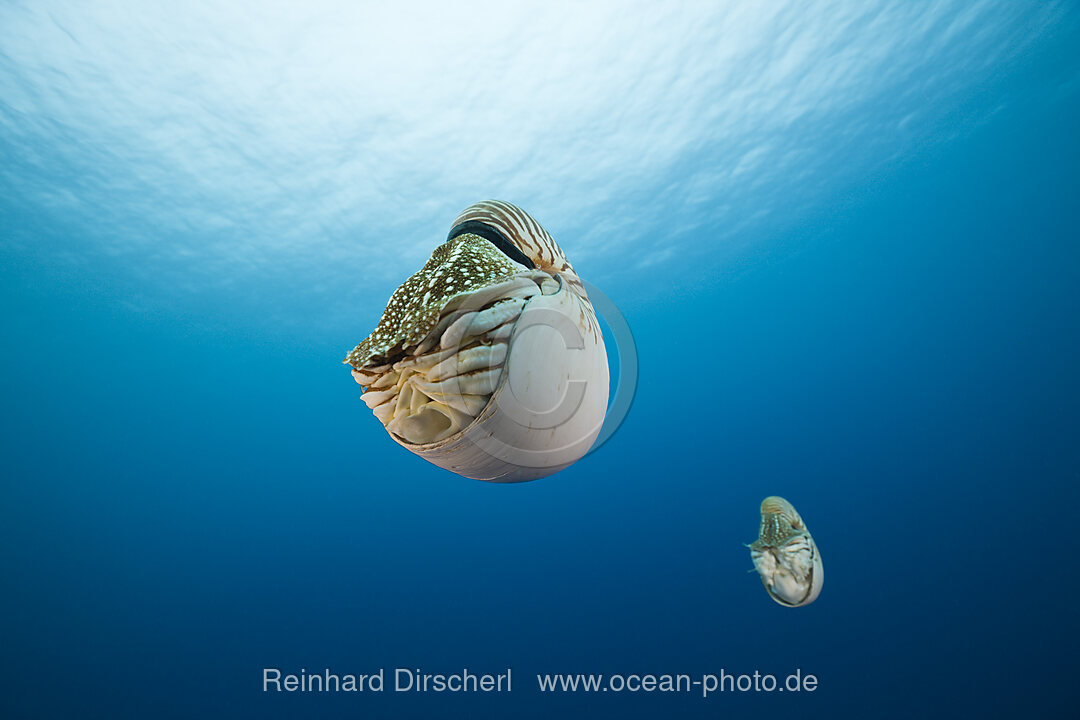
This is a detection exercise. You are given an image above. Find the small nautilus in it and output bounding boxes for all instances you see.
[344,200,609,482]
[748,496,823,607]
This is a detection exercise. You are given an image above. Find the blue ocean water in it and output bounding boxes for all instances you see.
[2,2,1079,718]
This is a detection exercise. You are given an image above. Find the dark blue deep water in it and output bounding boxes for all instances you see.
[2,2,1079,718]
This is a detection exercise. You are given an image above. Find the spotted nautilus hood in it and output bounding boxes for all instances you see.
[345,200,609,482]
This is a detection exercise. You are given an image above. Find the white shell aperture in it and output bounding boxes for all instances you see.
[345,200,609,482]
[749,496,823,607]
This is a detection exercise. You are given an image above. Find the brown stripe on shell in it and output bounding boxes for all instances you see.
[449,200,599,336]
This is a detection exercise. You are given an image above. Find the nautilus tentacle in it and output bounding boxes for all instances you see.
[748,496,824,607]
[345,201,609,482]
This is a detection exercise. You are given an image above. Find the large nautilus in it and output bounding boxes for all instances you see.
[748,496,823,607]
[344,200,609,482]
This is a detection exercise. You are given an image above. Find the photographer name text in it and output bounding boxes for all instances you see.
[263,667,511,693]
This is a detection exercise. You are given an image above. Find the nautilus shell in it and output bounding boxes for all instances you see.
[345,200,609,483]
[748,496,823,607]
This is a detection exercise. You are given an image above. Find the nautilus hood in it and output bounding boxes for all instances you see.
[345,234,544,371]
